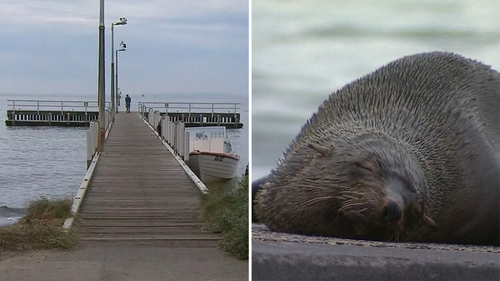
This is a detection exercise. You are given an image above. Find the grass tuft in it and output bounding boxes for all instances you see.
[0,196,78,254]
[23,196,72,221]
[200,175,249,260]
[0,222,78,252]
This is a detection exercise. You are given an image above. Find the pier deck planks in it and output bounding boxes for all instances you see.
[78,113,218,247]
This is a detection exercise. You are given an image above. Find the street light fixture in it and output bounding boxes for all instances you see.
[111,17,127,115]
[116,41,127,108]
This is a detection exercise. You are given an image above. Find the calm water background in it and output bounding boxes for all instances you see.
[252,0,500,180]
[0,92,248,226]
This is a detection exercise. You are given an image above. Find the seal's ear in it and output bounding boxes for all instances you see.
[308,143,334,157]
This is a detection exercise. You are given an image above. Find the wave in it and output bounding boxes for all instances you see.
[0,206,25,217]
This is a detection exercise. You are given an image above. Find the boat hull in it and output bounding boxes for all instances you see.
[187,152,239,184]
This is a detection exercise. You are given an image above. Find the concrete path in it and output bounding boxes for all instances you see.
[0,247,248,281]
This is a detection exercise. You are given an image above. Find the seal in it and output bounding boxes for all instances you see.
[253,51,500,246]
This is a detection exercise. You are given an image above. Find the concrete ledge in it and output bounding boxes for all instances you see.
[138,113,208,194]
[62,121,113,230]
[62,152,101,230]
[252,225,500,281]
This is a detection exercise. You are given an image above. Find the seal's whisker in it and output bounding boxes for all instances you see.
[337,203,354,217]
[339,194,358,200]
[341,202,366,210]
[357,208,368,214]
[294,196,333,209]
[384,231,392,241]
[339,190,366,196]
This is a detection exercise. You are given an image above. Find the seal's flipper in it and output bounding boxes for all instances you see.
[252,175,269,223]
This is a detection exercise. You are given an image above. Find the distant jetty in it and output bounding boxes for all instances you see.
[5,100,243,129]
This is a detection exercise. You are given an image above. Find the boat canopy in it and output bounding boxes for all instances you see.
[185,126,227,140]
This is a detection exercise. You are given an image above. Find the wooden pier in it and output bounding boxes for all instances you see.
[77,113,219,247]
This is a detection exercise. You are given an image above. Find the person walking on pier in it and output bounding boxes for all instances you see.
[125,94,131,113]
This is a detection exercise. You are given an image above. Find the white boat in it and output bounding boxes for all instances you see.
[185,126,240,184]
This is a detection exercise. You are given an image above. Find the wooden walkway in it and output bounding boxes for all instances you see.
[77,113,219,247]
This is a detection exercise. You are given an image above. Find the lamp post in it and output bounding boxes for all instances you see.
[97,0,105,152]
[111,17,127,116]
[116,41,126,109]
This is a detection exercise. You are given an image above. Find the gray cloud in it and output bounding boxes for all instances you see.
[0,0,249,97]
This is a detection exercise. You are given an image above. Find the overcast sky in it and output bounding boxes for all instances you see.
[0,0,249,97]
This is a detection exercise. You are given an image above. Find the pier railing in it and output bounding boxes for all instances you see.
[86,107,113,168]
[144,110,191,161]
[5,99,112,127]
[137,101,240,115]
[137,101,243,128]
[7,99,111,113]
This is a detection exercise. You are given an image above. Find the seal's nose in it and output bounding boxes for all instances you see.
[381,200,402,223]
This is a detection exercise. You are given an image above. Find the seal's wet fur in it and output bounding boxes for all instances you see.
[254,51,500,246]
